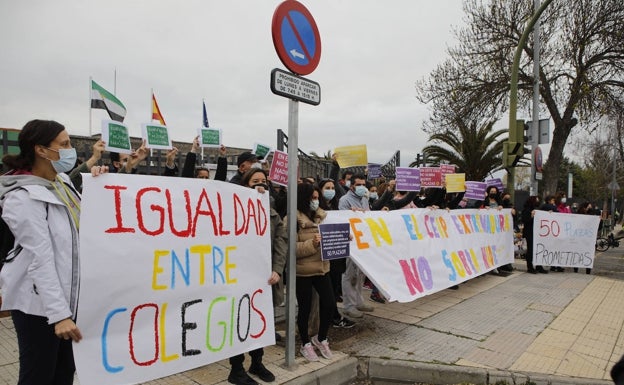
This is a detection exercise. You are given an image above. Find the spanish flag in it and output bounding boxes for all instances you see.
[151,92,166,125]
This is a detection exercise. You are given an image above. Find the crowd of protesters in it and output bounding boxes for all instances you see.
[0,120,610,385]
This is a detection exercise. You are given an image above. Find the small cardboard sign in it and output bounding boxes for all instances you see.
[334,145,368,167]
[269,150,289,187]
[395,167,421,191]
[198,127,222,148]
[367,163,382,179]
[252,143,273,159]
[464,181,487,200]
[445,173,466,193]
[101,120,132,154]
[141,123,172,150]
[420,167,442,187]
[319,223,350,261]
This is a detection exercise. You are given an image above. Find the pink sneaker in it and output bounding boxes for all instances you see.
[311,335,332,359]
[300,342,319,362]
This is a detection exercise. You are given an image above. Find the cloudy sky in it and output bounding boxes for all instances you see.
[0,0,466,165]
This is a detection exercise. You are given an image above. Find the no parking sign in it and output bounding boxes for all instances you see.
[271,0,321,75]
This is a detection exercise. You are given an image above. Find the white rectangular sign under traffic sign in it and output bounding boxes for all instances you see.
[270,68,320,106]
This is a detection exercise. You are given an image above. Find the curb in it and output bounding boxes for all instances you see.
[358,358,613,385]
[282,357,358,385]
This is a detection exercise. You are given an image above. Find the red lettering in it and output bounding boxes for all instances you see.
[136,187,164,236]
[166,189,192,237]
[192,189,218,237]
[250,289,266,339]
[246,199,257,235]
[129,303,159,367]
[104,185,135,233]
[217,192,230,235]
[257,199,268,236]
[234,194,245,235]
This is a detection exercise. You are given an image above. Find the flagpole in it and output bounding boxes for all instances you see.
[201,99,205,161]
[114,67,117,95]
[89,76,92,136]
[150,88,154,158]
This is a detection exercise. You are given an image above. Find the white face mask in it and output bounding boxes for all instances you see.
[369,192,378,200]
[251,162,263,169]
[561,197,567,204]
[309,199,319,211]
[47,147,77,173]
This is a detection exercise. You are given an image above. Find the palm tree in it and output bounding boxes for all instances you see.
[420,120,506,181]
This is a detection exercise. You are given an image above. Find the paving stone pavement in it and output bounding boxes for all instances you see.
[0,258,622,384]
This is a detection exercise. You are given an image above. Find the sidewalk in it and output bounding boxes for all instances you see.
[0,258,622,385]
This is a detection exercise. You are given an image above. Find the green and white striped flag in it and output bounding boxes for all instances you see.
[91,80,126,122]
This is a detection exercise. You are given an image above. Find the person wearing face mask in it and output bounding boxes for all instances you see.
[295,183,336,362]
[318,179,356,329]
[225,168,287,385]
[338,174,375,318]
[555,191,571,213]
[0,119,109,385]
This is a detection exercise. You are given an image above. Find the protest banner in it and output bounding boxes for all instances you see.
[268,150,289,187]
[445,173,466,193]
[102,120,132,154]
[395,167,421,191]
[324,208,514,303]
[75,174,274,385]
[532,211,600,268]
[334,144,368,168]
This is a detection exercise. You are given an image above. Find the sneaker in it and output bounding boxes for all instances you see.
[333,317,356,328]
[228,369,258,385]
[300,342,319,362]
[356,303,374,312]
[343,308,363,318]
[369,293,385,304]
[248,362,275,382]
[311,335,333,359]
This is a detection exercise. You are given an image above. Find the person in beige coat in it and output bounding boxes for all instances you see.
[295,183,335,362]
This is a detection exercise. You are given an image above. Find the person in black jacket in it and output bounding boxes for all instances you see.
[522,196,548,274]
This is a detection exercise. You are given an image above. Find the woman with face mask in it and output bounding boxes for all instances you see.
[0,119,109,385]
[226,168,287,385]
[318,179,355,328]
[295,183,336,362]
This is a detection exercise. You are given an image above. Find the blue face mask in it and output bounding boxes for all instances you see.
[47,147,77,173]
[323,189,336,201]
[354,185,368,197]
[309,199,319,211]
[369,192,378,200]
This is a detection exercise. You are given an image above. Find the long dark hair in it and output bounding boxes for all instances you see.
[2,120,65,171]
[318,178,338,210]
[297,182,320,221]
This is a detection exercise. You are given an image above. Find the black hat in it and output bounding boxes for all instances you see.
[237,152,258,167]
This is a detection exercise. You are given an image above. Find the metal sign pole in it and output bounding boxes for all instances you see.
[530,0,541,195]
[284,99,299,368]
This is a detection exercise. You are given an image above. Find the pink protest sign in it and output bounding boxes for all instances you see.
[420,167,442,187]
[269,150,289,186]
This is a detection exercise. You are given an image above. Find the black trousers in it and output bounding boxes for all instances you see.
[296,273,334,344]
[229,348,263,371]
[12,311,75,385]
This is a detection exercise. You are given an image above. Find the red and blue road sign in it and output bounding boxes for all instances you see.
[271,0,321,76]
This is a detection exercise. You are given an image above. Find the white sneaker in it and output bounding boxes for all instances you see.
[300,342,319,362]
[311,335,332,359]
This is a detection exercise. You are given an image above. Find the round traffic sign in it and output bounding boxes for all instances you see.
[534,146,543,172]
[271,0,321,75]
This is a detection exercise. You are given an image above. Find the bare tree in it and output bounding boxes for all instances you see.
[416,0,624,195]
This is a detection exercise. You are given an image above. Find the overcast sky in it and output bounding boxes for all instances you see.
[0,0,466,166]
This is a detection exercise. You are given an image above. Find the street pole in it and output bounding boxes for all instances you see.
[506,0,553,196]
[285,99,299,368]
[530,0,541,196]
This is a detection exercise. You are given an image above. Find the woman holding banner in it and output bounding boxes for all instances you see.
[0,120,108,385]
[295,182,335,362]
[225,168,287,385]
[521,196,548,274]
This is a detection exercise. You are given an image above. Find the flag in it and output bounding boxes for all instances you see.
[152,92,166,125]
[202,100,209,128]
[91,80,126,122]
